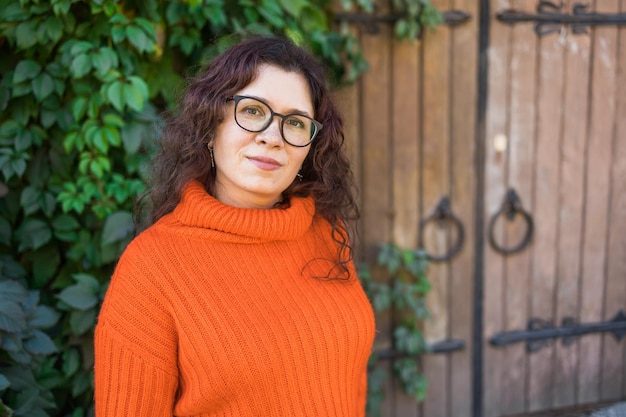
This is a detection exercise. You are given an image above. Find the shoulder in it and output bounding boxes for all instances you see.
[107,217,183,295]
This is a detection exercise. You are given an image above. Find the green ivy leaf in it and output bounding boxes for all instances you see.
[2,333,23,352]
[13,61,42,84]
[121,121,145,154]
[15,21,38,49]
[43,16,64,43]
[92,47,119,76]
[87,93,104,119]
[133,17,156,40]
[62,131,82,153]
[24,329,57,355]
[111,25,126,43]
[20,186,40,216]
[36,358,64,390]
[71,97,88,121]
[204,4,227,27]
[62,348,80,378]
[103,126,121,147]
[16,218,52,251]
[40,109,56,128]
[52,0,72,16]
[0,300,26,332]
[102,113,124,127]
[124,83,145,112]
[14,128,33,152]
[32,246,61,286]
[126,24,154,53]
[57,281,98,311]
[31,72,55,101]
[70,41,94,55]
[106,80,125,111]
[71,370,91,397]
[1,2,29,21]
[101,211,133,245]
[277,0,309,17]
[70,54,92,78]
[69,308,96,336]
[0,258,27,281]
[51,214,80,233]
[0,373,10,390]
[300,5,327,32]
[0,280,28,303]
[28,305,61,329]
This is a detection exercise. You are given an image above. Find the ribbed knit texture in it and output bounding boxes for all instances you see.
[94,180,376,417]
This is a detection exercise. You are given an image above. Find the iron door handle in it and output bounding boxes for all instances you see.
[419,196,465,262]
[488,188,534,255]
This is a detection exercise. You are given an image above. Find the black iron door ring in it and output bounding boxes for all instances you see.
[488,188,534,255]
[419,196,465,262]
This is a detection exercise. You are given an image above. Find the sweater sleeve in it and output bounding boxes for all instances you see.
[94,250,179,417]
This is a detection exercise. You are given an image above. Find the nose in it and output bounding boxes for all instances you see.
[255,116,284,147]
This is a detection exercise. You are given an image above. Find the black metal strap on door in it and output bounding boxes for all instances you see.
[375,339,465,360]
[488,188,533,255]
[497,1,626,36]
[489,310,626,353]
[334,9,472,34]
[418,196,465,262]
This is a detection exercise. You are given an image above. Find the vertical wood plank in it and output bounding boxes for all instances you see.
[526,8,567,415]
[620,1,626,402]
[578,0,618,405]
[359,8,393,259]
[553,4,591,408]
[334,82,361,200]
[550,1,591,409]
[499,0,537,414]
[391,38,421,251]
[449,0,480,417]
[359,15,394,417]
[600,0,626,400]
[421,0,451,415]
[483,1,511,415]
[572,2,615,403]
[391,34,422,417]
[449,0,479,415]
[333,75,362,257]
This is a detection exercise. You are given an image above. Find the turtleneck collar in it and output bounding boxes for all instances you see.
[172,180,316,242]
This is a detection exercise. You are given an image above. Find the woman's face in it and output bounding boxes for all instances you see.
[212,64,313,209]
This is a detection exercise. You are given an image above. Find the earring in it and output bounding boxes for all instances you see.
[296,172,303,182]
[207,143,215,168]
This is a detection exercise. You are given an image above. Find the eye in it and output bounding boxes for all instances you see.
[241,105,265,118]
[285,116,307,130]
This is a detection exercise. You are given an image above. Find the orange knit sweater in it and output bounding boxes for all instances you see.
[94,180,376,416]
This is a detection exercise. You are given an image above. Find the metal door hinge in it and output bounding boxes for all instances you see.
[497,1,626,36]
[489,310,626,353]
[334,9,471,34]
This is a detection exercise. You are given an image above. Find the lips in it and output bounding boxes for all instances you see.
[247,156,282,171]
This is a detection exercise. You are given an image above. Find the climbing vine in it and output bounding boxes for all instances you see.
[360,243,431,416]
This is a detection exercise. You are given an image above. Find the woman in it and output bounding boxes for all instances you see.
[94,35,375,416]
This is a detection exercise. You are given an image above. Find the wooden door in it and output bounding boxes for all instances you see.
[336,0,626,416]
[482,1,626,416]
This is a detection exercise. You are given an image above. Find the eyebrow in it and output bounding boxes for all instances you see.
[246,94,313,118]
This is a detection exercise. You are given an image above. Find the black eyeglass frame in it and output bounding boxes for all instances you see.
[226,95,323,147]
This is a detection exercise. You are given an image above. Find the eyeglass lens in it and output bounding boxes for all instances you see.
[234,96,318,146]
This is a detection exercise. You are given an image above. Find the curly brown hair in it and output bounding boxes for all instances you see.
[141,35,359,279]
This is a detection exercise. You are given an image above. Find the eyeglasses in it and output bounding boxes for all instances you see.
[227,95,322,147]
